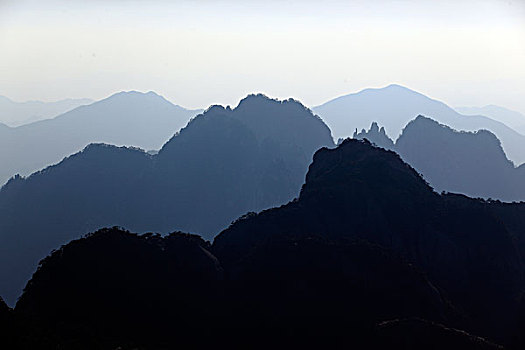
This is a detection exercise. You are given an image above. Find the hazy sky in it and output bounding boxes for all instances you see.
[1,0,524,113]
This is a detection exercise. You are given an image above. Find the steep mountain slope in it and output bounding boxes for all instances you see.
[0,94,334,305]
[0,91,200,185]
[354,117,525,201]
[0,95,93,127]
[456,105,525,136]
[313,84,525,165]
[214,139,525,347]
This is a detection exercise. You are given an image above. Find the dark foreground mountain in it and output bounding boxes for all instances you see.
[213,139,525,348]
[14,228,223,349]
[313,84,525,165]
[0,91,200,185]
[375,318,503,350]
[7,139,522,348]
[0,94,333,305]
[354,116,525,201]
[3,227,495,349]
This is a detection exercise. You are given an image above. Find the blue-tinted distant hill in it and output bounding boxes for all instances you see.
[0,94,334,306]
[0,95,93,127]
[354,116,525,202]
[0,91,201,185]
[313,84,525,166]
[456,105,525,136]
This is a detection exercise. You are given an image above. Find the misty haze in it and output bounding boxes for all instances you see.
[1,1,524,349]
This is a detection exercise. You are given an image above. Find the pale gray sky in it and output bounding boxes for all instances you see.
[1,0,524,113]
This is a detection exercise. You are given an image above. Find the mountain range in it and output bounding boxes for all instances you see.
[456,105,525,136]
[2,85,525,348]
[314,84,525,166]
[0,94,333,305]
[355,116,525,202]
[0,95,93,127]
[4,139,525,349]
[0,91,200,185]
[213,138,525,348]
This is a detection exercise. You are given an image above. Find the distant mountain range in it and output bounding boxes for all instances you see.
[354,116,525,202]
[314,84,525,166]
[5,139,525,349]
[0,94,333,305]
[456,105,525,136]
[0,95,93,127]
[0,91,200,185]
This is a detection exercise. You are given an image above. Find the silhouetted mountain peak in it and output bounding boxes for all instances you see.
[160,94,333,155]
[384,83,409,90]
[213,134,525,348]
[396,115,519,199]
[96,90,177,108]
[236,93,275,106]
[312,84,525,167]
[15,227,223,346]
[234,93,317,118]
[202,104,228,115]
[235,93,306,107]
[44,90,194,128]
[300,138,435,202]
[338,84,431,102]
[401,116,506,156]
[367,83,422,96]
[353,121,395,150]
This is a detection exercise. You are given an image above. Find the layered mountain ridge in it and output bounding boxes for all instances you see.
[0,95,93,127]
[0,94,334,305]
[314,84,525,165]
[0,91,200,185]
[456,105,525,136]
[4,139,525,349]
[354,116,525,201]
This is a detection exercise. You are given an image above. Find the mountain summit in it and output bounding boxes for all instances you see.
[313,84,525,165]
[214,139,525,347]
[0,94,333,305]
[0,91,200,185]
[353,117,525,201]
